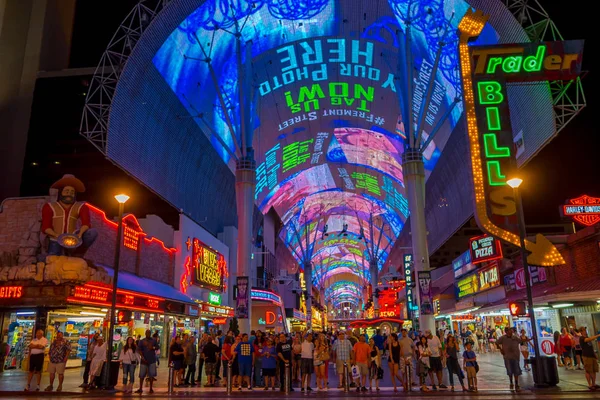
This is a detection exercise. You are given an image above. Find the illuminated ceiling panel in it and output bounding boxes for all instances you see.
[153,0,503,306]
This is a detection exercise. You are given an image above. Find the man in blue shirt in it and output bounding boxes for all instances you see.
[372,329,385,351]
[137,330,158,394]
[234,333,254,390]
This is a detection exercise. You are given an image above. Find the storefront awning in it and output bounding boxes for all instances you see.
[102,266,195,305]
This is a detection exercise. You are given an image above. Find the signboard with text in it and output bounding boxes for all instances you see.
[68,284,166,313]
[562,194,600,227]
[453,250,476,279]
[418,271,433,315]
[191,238,227,292]
[456,263,501,299]
[403,254,417,314]
[469,234,503,264]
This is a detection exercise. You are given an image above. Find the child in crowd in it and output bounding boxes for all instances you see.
[462,342,478,392]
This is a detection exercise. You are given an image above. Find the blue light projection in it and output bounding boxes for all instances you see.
[153,0,501,306]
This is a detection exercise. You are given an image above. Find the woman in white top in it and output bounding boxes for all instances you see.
[88,337,107,389]
[119,337,140,393]
[300,333,315,392]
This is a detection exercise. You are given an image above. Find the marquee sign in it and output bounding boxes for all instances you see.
[0,286,23,299]
[469,234,503,264]
[403,254,417,315]
[562,195,600,226]
[458,10,579,266]
[68,284,166,313]
[453,250,475,279]
[191,238,227,292]
[251,289,282,307]
[456,263,500,299]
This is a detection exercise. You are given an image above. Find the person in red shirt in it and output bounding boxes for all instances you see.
[41,174,97,257]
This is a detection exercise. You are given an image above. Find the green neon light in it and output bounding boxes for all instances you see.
[483,134,511,158]
[477,81,504,105]
[523,45,546,72]
[487,57,502,74]
[502,56,523,73]
[486,107,501,130]
[486,161,506,186]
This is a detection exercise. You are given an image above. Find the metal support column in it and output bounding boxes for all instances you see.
[236,157,256,334]
[369,259,379,312]
[402,149,434,333]
[304,261,313,329]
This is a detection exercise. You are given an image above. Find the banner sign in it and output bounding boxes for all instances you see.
[417,271,433,315]
[456,263,500,299]
[403,254,417,314]
[469,234,503,264]
[504,266,547,291]
[191,238,227,291]
[235,276,249,319]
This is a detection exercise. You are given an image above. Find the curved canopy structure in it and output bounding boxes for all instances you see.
[88,0,556,308]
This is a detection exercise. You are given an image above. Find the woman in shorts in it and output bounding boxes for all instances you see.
[169,336,185,386]
[387,333,402,392]
[519,330,532,372]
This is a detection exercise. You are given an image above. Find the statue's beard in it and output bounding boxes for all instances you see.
[59,194,75,204]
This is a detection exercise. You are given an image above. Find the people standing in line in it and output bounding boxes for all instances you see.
[497,327,524,391]
[169,336,185,387]
[332,332,353,389]
[415,335,431,392]
[234,333,253,390]
[202,334,220,387]
[24,329,47,392]
[571,328,584,370]
[44,331,71,392]
[183,335,197,386]
[519,329,532,372]
[196,333,209,385]
[80,333,98,388]
[253,331,264,388]
[426,329,446,389]
[387,333,402,392]
[276,333,294,392]
[261,338,278,391]
[88,336,107,390]
[367,338,381,391]
[221,336,233,387]
[399,328,415,392]
[560,327,575,370]
[314,337,328,391]
[119,336,140,394]
[300,333,315,392]
[137,329,158,394]
[445,334,467,392]
[579,326,600,390]
[462,341,478,392]
[352,334,370,392]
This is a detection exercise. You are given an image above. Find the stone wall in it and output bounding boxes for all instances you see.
[0,197,47,266]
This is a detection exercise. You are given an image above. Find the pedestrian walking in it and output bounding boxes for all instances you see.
[80,333,98,388]
[560,327,575,370]
[136,329,158,394]
[497,327,523,391]
[119,336,140,393]
[571,328,584,370]
[519,329,532,371]
[445,335,467,392]
[352,334,370,392]
[87,336,107,390]
[462,341,478,392]
[579,326,600,390]
[367,338,381,391]
[44,331,71,392]
[24,329,47,392]
[398,328,415,392]
[183,335,197,386]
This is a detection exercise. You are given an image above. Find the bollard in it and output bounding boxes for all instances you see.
[167,362,175,394]
[343,362,350,392]
[404,358,411,392]
[284,362,291,394]
[226,362,233,394]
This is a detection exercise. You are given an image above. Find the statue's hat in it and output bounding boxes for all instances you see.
[51,174,86,192]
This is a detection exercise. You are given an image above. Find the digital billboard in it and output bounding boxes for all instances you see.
[152,0,505,305]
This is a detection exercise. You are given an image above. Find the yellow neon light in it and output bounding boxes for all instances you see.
[457,9,564,267]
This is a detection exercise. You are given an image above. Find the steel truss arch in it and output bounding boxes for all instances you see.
[80,0,173,153]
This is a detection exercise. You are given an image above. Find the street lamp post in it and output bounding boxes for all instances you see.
[105,194,129,389]
[507,178,544,387]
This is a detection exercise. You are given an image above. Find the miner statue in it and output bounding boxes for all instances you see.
[41,174,97,257]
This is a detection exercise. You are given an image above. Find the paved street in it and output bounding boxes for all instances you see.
[0,352,595,397]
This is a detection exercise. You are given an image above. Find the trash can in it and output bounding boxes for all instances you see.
[98,360,121,388]
[530,356,559,387]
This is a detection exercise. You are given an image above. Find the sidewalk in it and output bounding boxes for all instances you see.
[0,352,592,396]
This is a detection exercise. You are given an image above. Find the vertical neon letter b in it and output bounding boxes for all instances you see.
[477,81,504,104]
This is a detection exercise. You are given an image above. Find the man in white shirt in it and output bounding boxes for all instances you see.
[300,334,314,392]
[25,329,48,391]
[426,330,446,390]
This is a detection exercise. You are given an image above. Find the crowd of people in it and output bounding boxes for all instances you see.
[19,323,600,393]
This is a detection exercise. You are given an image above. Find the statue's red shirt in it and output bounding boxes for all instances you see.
[41,202,91,235]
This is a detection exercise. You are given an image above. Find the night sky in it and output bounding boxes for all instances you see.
[69,1,597,226]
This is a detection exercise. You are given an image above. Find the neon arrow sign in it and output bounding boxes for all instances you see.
[457,9,568,267]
